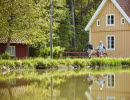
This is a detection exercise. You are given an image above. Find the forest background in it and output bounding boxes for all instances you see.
[0,0,102,57]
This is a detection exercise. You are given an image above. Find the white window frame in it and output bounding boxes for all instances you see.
[9,46,16,56]
[107,74,115,88]
[107,96,115,100]
[106,14,115,26]
[97,20,100,26]
[121,18,125,24]
[106,35,115,51]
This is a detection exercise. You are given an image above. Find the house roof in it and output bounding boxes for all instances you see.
[0,37,24,44]
[116,0,130,18]
[85,0,130,31]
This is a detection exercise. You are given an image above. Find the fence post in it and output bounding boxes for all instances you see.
[58,51,61,58]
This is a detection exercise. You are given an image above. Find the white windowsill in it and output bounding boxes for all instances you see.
[106,24,115,26]
[106,48,115,51]
[10,55,16,57]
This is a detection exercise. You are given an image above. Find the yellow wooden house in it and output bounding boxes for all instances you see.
[85,0,130,58]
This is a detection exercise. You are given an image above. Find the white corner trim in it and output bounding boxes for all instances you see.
[89,28,91,42]
[111,0,130,24]
[84,0,108,31]
[84,0,130,31]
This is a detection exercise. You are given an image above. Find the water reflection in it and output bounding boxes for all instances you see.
[90,73,130,100]
[0,70,130,100]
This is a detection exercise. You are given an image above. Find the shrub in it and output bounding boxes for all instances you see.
[0,60,15,68]
[47,59,59,67]
[73,59,83,67]
[14,60,22,67]
[122,58,130,66]
[57,59,67,65]
[89,58,122,67]
[65,58,73,65]
[1,52,10,59]
[39,48,50,58]
[0,55,2,60]
[22,59,35,68]
[1,57,130,69]
[35,59,47,68]
[39,46,65,58]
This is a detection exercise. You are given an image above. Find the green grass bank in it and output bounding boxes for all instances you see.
[1,57,130,69]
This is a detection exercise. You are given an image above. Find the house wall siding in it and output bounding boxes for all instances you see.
[91,31,130,58]
[90,0,130,57]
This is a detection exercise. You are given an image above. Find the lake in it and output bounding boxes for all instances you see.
[0,68,130,100]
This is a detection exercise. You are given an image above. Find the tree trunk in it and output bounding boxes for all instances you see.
[5,37,11,52]
[71,0,76,50]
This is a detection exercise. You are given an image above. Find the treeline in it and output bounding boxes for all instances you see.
[0,0,102,56]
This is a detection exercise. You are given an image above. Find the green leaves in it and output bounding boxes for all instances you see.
[0,0,102,53]
[0,0,50,46]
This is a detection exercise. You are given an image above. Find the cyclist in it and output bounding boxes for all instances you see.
[96,41,104,57]
[84,41,94,57]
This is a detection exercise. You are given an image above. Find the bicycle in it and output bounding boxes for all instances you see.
[91,49,108,58]
[82,49,92,58]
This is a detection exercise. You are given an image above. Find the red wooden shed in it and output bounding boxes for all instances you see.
[0,37,28,59]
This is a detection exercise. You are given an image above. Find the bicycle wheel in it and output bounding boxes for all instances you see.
[91,53,97,58]
[103,53,108,57]
[82,53,89,58]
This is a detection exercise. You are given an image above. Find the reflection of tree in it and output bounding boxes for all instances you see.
[0,77,66,100]
[0,70,91,100]
[51,77,53,100]
[55,76,89,100]
[7,85,13,100]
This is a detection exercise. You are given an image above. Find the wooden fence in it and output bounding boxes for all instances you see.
[58,51,86,58]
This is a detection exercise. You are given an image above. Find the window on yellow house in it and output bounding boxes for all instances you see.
[121,18,125,24]
[106,14,115,26]
[106,35,115,50]
[97,20,100,26]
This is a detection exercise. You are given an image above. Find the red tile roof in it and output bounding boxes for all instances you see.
[116,0,130,18]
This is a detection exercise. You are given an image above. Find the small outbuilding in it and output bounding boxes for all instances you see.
[85,0,130,58]
[0,37,28,59]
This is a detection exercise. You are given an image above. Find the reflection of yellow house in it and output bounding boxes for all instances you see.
[91,73,130,100]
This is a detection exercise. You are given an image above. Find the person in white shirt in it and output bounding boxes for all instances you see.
[96,41,105,56]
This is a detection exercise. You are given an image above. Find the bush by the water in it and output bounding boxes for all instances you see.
[0,58,130,69]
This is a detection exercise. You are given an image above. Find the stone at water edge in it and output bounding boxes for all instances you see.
[74,65,78,69]
[1,66,7,71]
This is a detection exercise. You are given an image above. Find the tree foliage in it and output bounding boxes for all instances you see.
[0,0,102,55]
[0,0,49,48]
